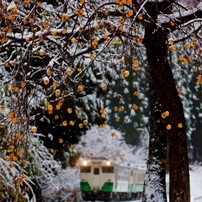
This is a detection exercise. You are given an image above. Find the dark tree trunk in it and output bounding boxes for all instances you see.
[143,2,190,202]
[142,80,167,202]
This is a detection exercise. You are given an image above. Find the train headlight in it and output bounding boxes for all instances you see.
[106,161,111,166]
[82,160,88,166]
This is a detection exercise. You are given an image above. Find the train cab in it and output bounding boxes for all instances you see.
[79,158,115,201]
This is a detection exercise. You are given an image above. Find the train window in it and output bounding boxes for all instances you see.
[102,166,114,173]
[94,168,100,175]
[80,166,91,173]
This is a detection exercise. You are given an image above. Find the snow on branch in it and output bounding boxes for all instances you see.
[158,2,202,28]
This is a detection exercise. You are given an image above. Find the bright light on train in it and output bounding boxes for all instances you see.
[106,161,111,166]
[82,160,88,166]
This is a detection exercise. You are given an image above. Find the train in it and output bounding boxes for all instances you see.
[79,157,146,201]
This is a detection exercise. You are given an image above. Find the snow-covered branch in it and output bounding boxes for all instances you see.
[158,2,202,28]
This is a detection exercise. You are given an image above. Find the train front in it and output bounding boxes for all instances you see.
[79,158,115,201]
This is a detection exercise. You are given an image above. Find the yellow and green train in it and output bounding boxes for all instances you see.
[79,157,145,201]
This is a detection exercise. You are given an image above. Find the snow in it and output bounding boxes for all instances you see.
[42,168,81,201]
[178,0,201,7]
[42,125,202,202]
[158,2,202,25]
[7,1,17,11]
[190,164,202,201]
[76,124,146,165]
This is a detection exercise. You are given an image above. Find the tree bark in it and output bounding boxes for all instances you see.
[142,81,167,202]
[143,2,190,202]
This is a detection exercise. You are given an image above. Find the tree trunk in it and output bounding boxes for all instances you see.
[142,80,167,202]
[143,2,190,202]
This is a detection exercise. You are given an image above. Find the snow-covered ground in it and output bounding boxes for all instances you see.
[190,164,202,202]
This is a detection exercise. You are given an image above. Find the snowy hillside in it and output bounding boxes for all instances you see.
[76,125,148,165]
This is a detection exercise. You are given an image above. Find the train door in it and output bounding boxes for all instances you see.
[91,167,101,191]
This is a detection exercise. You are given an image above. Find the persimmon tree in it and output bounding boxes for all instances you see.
[0,0,143,200]
[0,0,202,201]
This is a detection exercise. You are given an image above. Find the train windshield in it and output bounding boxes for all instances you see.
[80,166,91,173]
[102,166,114,173]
